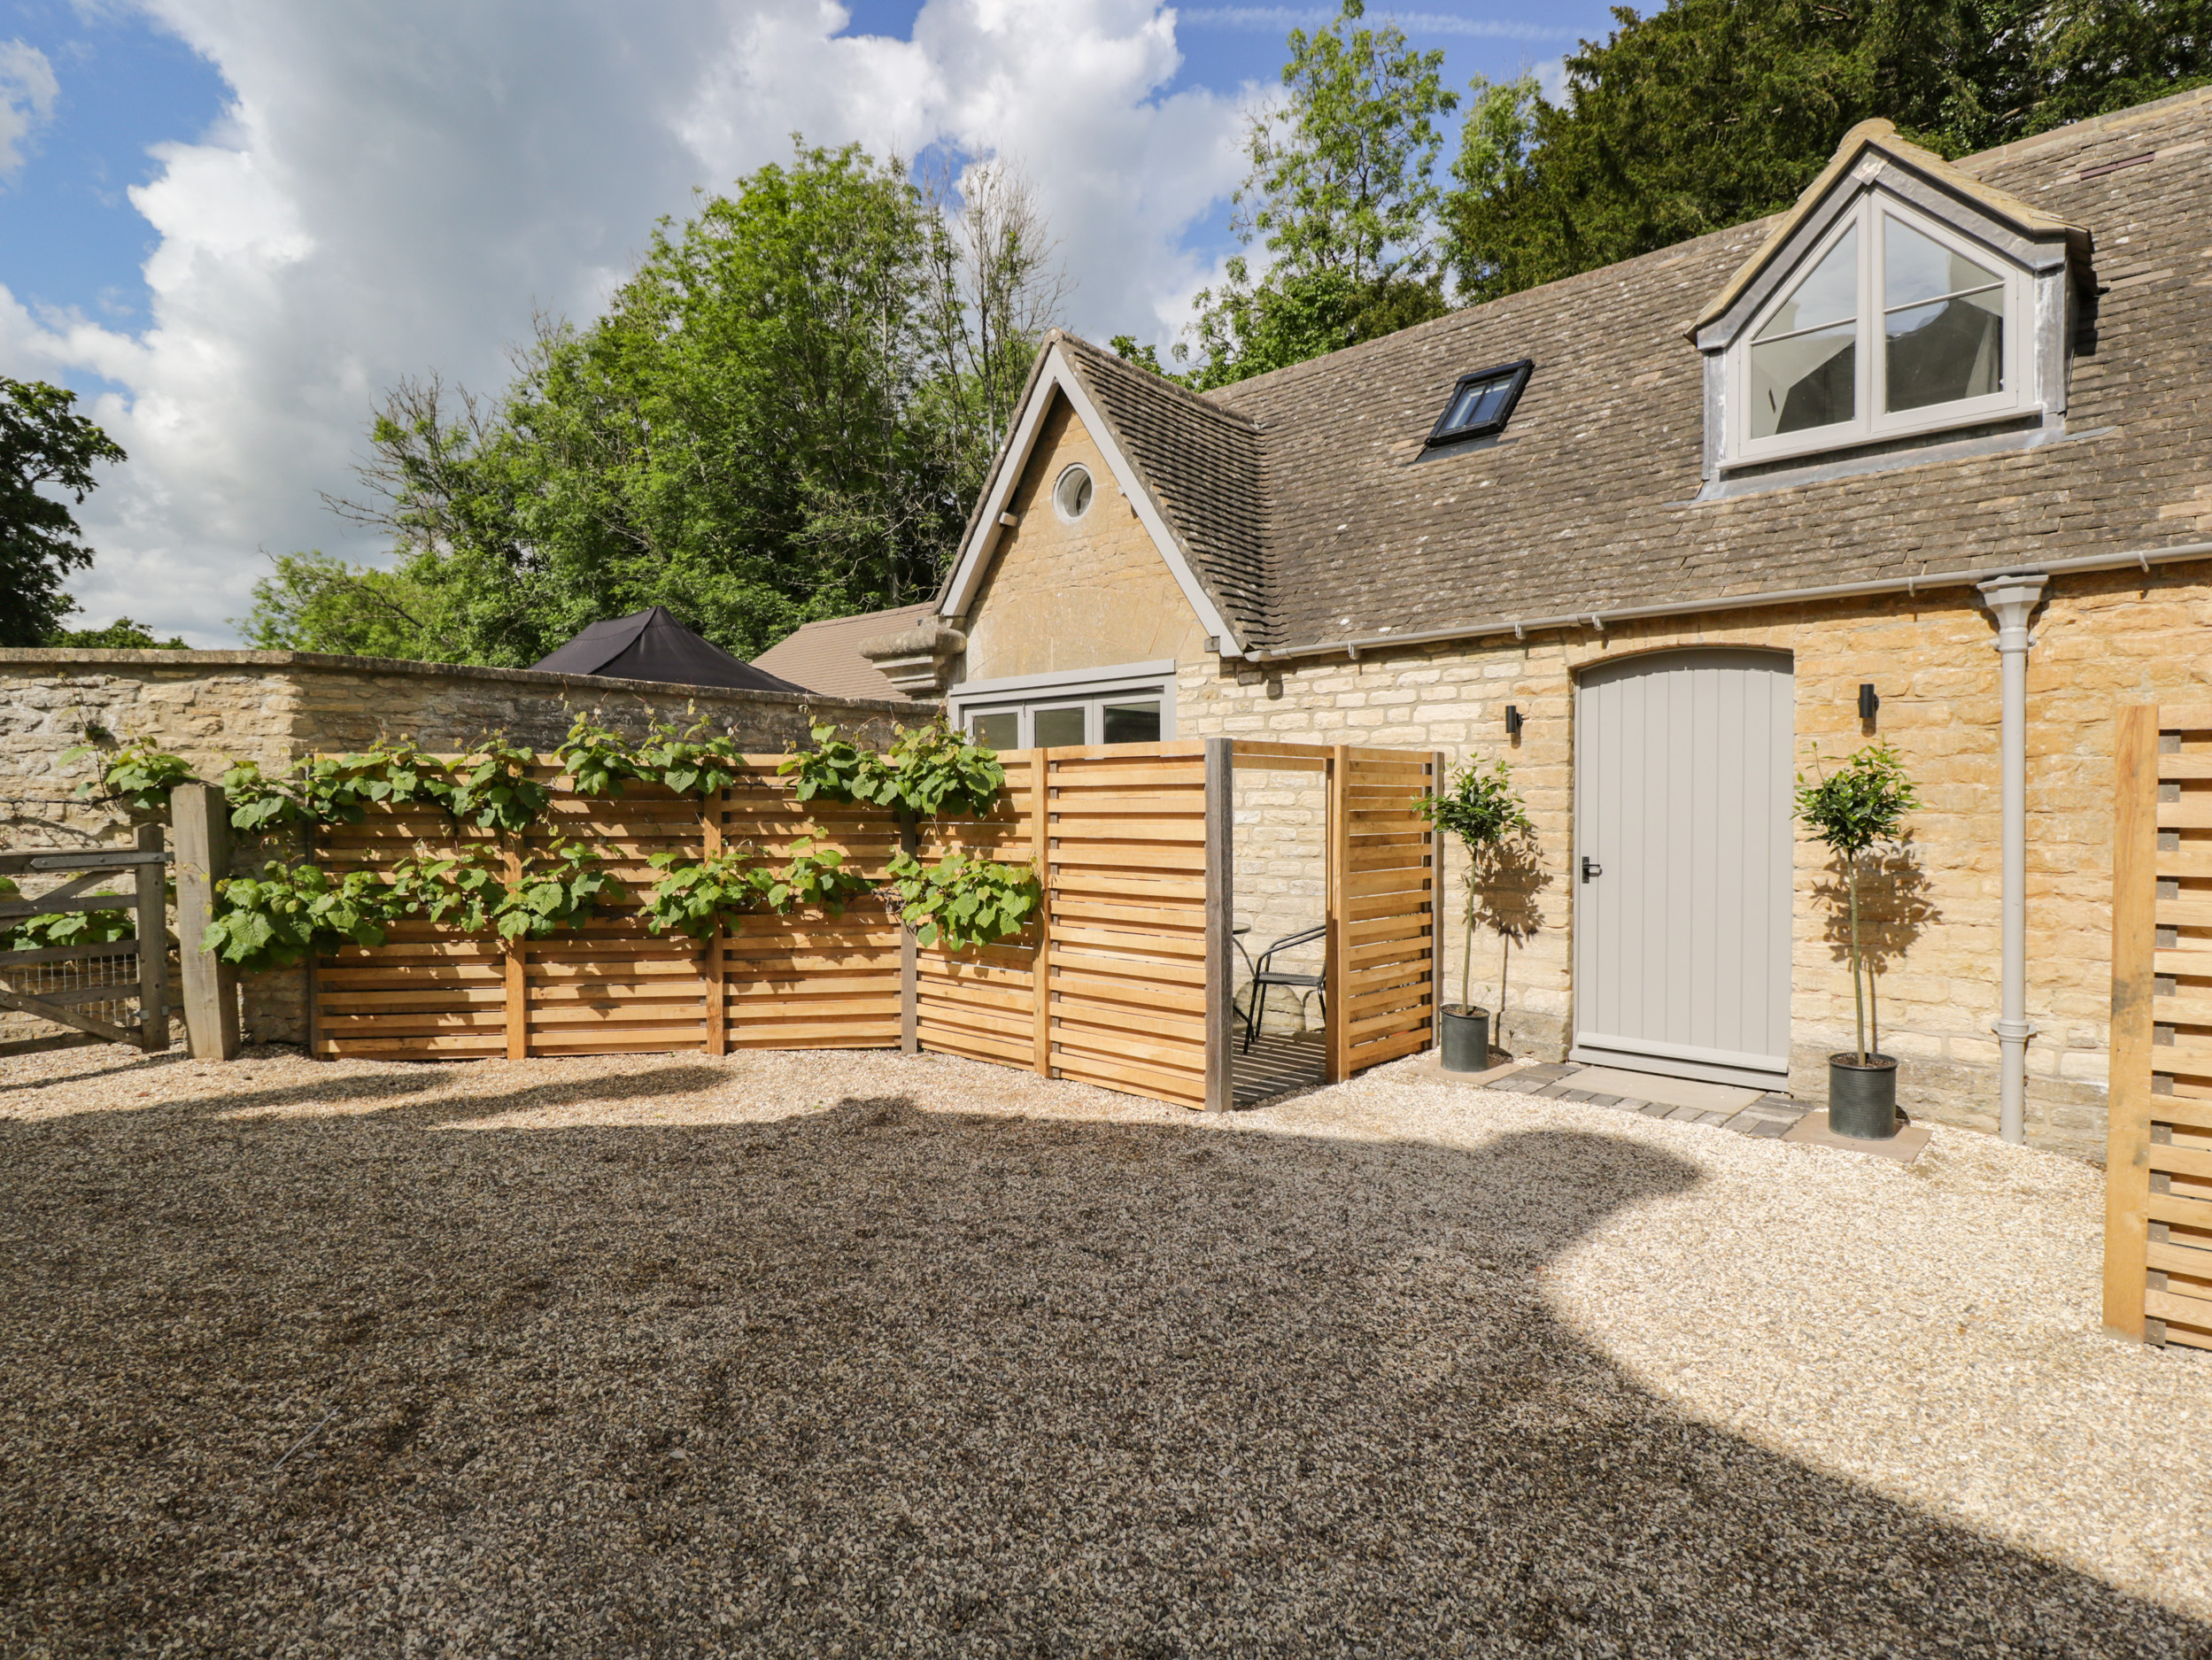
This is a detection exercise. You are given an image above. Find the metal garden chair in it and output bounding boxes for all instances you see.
[1240,922,1327,1052]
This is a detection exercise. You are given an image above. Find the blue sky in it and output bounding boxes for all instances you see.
[0,0,1614,640]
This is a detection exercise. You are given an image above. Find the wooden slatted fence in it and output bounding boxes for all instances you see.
[306,738,1440,1109]
[2108,702,2212,1349]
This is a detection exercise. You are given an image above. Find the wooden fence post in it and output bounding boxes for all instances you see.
[171,782,240,1061]
[1430,748,1448,1046]
[133,820,171,1054]
[1204,738,1234,1112]
[1032,748,1053,1077]
[2106,702,2158,1338]
[1326,745,1350,1085]
[503,839,528,1062]
[703,787,727,1057]
[900,809,920,1055]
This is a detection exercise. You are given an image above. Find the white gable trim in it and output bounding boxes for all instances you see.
[937,341,1244,657]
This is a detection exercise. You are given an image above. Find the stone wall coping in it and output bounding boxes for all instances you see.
[0,648,933,717]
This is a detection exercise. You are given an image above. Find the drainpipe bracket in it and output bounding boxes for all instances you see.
[1990,1017,2039,1042]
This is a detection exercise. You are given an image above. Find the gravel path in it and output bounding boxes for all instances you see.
[0,1041,2205,1657]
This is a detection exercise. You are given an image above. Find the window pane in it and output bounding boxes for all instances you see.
[1750,323,1856,436]
[1754,224,1858,340]
[971,710,1018,752]
[1884,216,2000,312]
[1033,706,1087,747]
[1442,374,1510,433]
[1101,700,1162,745]
[1886,287,2003,413]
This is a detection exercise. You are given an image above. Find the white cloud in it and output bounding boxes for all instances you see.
[0,40,60,181]
[0,0,1249,643]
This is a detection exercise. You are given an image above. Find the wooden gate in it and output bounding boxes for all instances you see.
[0,823,171,1056]
[2108,701,2212,1349]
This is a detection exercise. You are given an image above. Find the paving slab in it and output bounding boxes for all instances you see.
[1561,1065,1763,1115]
[1782,1110,1933,1163]
[1407,1052,1526,1087]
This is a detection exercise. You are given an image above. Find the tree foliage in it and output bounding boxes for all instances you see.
[278,143,1066,668]
[1179,1,1457,389]
[1443,0,2212,303]
[0,378,127,647]
[1795,743,1920,1063]
[1415,760,1535,1015]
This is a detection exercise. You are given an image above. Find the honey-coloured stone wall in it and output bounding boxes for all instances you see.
[956,396,1213,684]
[0,649,924,1047]
[1165,557,2212,1159]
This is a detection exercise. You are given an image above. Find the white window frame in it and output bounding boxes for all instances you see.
[948,660,1177,750]
[1727,189,2034,467]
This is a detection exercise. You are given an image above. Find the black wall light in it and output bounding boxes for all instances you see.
[1858,683,1880,722]
[1504,704,1524,737]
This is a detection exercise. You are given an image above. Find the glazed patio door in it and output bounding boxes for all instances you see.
[1572,649,1795,1089]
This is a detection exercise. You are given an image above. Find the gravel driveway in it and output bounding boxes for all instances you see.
[0,1042,2205,1657]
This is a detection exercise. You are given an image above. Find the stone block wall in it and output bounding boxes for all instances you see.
[1172,558,2212,1160]
[0,649,927,1048]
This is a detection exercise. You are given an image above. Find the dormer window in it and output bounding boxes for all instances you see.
[1427,359,1533,448]
[1731,193,2031,464]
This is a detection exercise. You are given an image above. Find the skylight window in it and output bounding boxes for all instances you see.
[1426,359,1534,448]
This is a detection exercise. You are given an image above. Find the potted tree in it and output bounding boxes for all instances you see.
[1416,758,1535,1072]
[1794,743,1921,1138]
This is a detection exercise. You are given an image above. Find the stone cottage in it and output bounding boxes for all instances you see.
[862,89,2212,1158]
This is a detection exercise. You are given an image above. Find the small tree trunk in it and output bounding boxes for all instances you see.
[1462,882,1476,1013]
[1848,855,1867,1064]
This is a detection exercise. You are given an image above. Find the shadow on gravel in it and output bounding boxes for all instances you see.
[0,1079,2200,1656]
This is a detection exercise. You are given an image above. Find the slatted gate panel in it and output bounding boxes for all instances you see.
[913,759,1036,1068]
[2109,703,2212,1349]
[1038,743,1210,1108]
[715,765,904,1053]
[1329,747,1441,1081]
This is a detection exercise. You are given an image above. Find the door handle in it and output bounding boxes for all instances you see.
[1581,856,1602,883]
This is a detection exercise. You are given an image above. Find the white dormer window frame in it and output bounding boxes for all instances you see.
[1725,189,2038,467]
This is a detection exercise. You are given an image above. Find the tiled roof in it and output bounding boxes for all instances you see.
[753,603,934,702]
[1047,86,2212,657]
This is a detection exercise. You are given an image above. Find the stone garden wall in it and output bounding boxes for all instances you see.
[0,649,928,1047]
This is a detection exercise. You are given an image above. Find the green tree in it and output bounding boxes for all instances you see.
[1443,0,2212,305]
[0,378,127,647]
[1180,1,1458,390]
[329,141,1066,668]
[237,551,448,658]
[1794,743,1920,1064]
[45,617,188,650]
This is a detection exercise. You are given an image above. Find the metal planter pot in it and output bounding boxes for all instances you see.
[1441,1006,1491,1073]
[1828,1053,1899,1139]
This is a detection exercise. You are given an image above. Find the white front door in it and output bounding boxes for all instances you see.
[1572,649,1795,1089]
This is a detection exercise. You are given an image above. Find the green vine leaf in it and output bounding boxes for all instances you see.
[643,844,766,941]
[491,839,623,939]
[448,737,553,833]
[62,738,195,818]
[0,876,135,951]
[556,715,648,799]
[635,717,745,799]
[886,849,1039,953]
[203,863,394,974]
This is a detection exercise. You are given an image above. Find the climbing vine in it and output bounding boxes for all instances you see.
[884,850,1040,953]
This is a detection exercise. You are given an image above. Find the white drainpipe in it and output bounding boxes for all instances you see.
[1977,572,2048,1145]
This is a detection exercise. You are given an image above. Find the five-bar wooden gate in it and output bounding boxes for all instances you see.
[2108,701,2212,1349]
[0,823,171,1057]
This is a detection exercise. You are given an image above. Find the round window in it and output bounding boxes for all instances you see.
[1053,464,1094,521]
